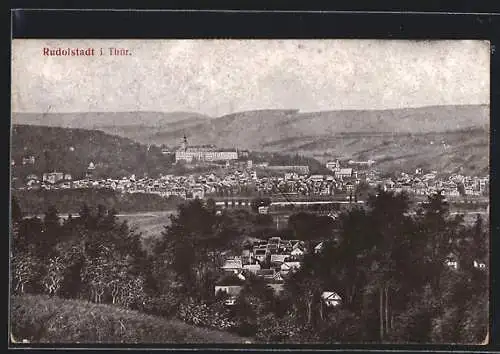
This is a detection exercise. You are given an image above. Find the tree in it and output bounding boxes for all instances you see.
[287,212,334,242]
[470,214,488,263]
[317,307,363,343]
[11,252,43,295]
[457,182,466,197]
[41,255,66,296]
[284,254,324,326]
[155,200,235,298]
[323,208,372,310]
[234,275,276,336]
[41,205,62,255]
[365,188,413,340]
[416,192,455,292]
[11,198,25,254]
[205,198,216,214]
[79,203,92,227]
[389,284,440,343]
[11,196,23,224]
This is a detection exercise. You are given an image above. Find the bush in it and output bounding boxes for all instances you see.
[317,309,364,343]
[141,293,181,318]
[255,313,301,343]
[177,298,236,331]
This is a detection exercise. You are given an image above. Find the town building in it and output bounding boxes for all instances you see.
[348,159,375,167]
[326,160,340,171]
[264,165,310,175]
[175,136,238,163]
[42,172,64,184]
[22,155,36,165]
[335,168,354,179]
[85,165,95,178]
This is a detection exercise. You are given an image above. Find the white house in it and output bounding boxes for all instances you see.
[258,206,269,214]
[474,260,487,270]
[214,285,243,306]
[291,240,305,250]
[326,160,340,171]
[314,242,324,254]
[445,253,459,270]
[309,175,325,182]
[291,247,305,257]
[336,168,353,179]
[243,264,261,274]
[321,291,342,307]
[281,261,301,272]
[254,248,268,263]
[270,254,288,264]
[26,174,39,181]
[222,258,243,273]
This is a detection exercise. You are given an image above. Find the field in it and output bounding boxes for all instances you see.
[10,295,252,344]
[117,211,176,254]
[117,210,175,237]
[117,207,488,256]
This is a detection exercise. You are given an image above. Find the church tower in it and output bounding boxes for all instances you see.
[182,135,188,152]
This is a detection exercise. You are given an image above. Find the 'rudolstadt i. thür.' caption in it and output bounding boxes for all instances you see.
[42,47,132,56]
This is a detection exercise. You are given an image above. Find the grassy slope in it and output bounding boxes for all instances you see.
[10,295,251,344]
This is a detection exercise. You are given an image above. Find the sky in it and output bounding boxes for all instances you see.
[12,39,490,117]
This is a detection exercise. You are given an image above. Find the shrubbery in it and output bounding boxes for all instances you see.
[141,293,182,318]
[177,298,236,331]
[13,188,183,215]
[255,313,301,343]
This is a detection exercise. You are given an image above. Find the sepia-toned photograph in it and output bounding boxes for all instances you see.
[10,39,490,345]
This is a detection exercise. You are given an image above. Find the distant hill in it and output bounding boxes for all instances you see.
[10,124,175,180]
[13,105,488,147]
[143,105,488,147]
[305,127,489,175]
[12,105,489,175]
[12,111,210,130]
[11,295,250,344]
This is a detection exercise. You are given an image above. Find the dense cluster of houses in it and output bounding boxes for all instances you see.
[214,236,488,307]
[214,237,340,306]
[373,170,488,197]
[14,157,488,201]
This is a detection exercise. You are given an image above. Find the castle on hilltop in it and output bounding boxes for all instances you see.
[175,135,239,163]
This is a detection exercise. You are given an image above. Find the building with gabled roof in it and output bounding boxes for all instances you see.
[222,258,243,273]
[321,291,342,307]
